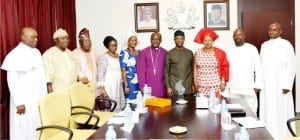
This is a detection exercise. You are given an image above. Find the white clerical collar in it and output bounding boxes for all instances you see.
[151,46,159,50]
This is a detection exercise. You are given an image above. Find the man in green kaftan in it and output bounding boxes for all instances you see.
[164,30,194,98]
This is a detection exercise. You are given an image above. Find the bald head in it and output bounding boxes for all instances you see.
[151,32,161,40]
[233,28,246,46]
[233,28,245,35]
[270,22,282,30]
[268,22,282,39]
[150,32,162,48]
[21,27,38,48]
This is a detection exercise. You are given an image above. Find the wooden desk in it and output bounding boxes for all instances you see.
[88,96,273,139]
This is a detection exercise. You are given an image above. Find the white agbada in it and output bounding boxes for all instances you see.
[260,37,296,140]
[226,43,262,113]
[1,43,47,140]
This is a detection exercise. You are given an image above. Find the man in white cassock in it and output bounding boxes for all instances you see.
[226,28,262,115]
[259,22,296,140]
[1,27,47,140]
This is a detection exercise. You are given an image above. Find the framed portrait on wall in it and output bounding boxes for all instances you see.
[204,0,229,30]
[134,3,159,33]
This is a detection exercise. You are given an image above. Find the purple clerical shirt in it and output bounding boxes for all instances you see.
[137,46,167,97]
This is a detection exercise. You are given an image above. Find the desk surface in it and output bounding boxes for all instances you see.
[88,96,273,139]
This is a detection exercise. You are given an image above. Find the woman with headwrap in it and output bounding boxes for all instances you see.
[97,36,125,111]
[119,31,139,100]
[193,28,229,96]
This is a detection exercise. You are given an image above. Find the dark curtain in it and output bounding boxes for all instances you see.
[38,0,77,53]
[0,0,76,139]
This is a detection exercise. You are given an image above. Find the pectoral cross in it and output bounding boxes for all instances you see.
[153,68,156,75]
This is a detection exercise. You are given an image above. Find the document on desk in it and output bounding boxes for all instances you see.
[227,103,244,110]
[232,117,266,129]
[196,96,208,109]
[107,117,124,125]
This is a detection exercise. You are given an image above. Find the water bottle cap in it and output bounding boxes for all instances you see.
[221,99,226,104]
[241,126,246,131]
[108,125,113,129]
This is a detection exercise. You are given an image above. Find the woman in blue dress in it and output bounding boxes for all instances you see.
[119,31,139,100]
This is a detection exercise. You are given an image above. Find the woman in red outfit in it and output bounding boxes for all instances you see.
[193,28,229,96]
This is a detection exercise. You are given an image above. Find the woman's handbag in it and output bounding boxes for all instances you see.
[95,95,112,111]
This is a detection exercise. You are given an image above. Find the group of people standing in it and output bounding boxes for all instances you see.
[1,21,296,140]
[227,23,295,140]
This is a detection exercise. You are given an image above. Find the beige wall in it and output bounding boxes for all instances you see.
[75,0,238,53]
[76,0,299,112]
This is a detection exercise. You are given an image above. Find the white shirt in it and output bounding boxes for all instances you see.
[226,43,262,96]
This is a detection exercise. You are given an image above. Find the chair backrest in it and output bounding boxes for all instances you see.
[69,82,96,112]
[287,116,300,137]
[38,92,71,139]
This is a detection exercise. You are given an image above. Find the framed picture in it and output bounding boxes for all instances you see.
[134,3,159,33]
[204,0,229,30]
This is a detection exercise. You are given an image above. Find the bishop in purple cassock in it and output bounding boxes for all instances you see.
[137,32,167,97]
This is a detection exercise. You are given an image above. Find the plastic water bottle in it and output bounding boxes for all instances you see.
[144,84,152,99]
[238,126,249,140]
[147,86,152,97]
[124,102,133,127]
[136,91,144,111]
[209,90,216,112]
[143,84,149,99]
[105,125,116,140]
[220,99,231,128]
[220,99,227,113]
